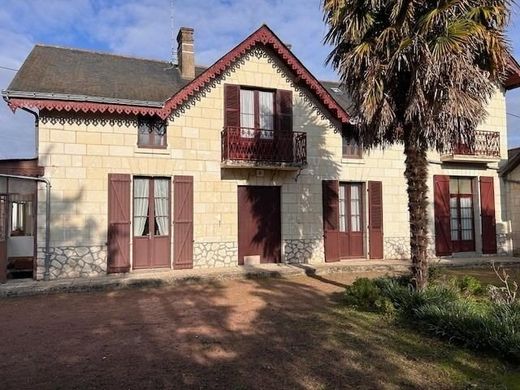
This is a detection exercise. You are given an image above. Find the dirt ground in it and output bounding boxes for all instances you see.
[0,271,513,389]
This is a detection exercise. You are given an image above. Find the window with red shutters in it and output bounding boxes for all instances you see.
[107,174,131,273]
[322,180,340,262]
[368,181,383,259]
[173,175,194,269]
[480,176,497,254]
[434,175,452,256]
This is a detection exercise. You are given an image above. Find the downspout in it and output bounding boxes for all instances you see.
[20,107,39,158]
[0,175,51,281]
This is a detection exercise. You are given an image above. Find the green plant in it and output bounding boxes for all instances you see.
[343,278,382,311]
[457,275,483,296]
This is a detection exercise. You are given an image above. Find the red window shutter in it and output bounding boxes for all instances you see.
[480,176,497,254]
[224,84,240,128]
[107,174,131,273]
[276,89,293,131]
[322,180,340,262]
[433,175,452,256]
[368,181,384,259]
[174,175,194,269]
[0,195,7,283]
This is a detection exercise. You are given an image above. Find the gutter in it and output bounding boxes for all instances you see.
[0,174,52,281]
[2,90,164,108]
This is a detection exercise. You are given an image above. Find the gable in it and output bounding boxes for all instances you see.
[3,25,350,125]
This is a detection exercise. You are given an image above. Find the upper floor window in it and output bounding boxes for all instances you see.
[342,136,362,159]
[138,116,167,148]
[224,84,293,135]
[240,89,275,138]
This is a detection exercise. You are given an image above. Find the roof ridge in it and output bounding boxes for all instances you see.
[34,43,173,65]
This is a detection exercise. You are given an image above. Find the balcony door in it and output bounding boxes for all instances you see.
[133,177,171,269]
[449,178,475,252]
[240,88,276,161]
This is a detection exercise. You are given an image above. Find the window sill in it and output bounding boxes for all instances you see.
[134,148,171,157]
[341,158,365,165]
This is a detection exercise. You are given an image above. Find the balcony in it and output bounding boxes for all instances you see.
[221,126,307,169]
[441,130,501,163]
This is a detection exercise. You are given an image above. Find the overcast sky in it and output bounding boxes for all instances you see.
[1,0,519,159]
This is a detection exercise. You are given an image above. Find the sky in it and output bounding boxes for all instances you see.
[0,0,519,159]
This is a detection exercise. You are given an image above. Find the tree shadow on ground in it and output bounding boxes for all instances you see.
[1,273,514,389]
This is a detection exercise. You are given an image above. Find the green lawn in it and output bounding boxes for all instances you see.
[328,305,520,389]
[442,265,520,286]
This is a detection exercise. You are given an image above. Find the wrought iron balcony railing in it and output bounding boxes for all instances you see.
[221,126,307,168]
[443,130,500,161]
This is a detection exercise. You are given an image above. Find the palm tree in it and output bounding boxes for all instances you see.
[323,0,511,290]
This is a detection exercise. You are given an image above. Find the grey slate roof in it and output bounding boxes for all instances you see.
[5,45,206,105]
[4,44,352,112]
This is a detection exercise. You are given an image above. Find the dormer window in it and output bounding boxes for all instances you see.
[138,116,167,148]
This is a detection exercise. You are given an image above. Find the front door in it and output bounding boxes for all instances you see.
[238,186,281,264]
[0,195,7,283]
[449,177,475,252]
[133,177,171,269]
[338,183,364,258]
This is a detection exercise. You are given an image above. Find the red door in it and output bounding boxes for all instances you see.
[238,186,281,264]
[133,177,171,269]
[173,176,194,270]
[338,183,364,258]
[322,180,340,262]
[0,195,7,283]
[107,174,131,273]
[449,177,475,253]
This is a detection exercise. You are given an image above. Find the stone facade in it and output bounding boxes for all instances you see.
[31,39,512,280]
[383,237,410,260]
[283,238,325,264]
[193,241,237,268]
[42,245,107,279]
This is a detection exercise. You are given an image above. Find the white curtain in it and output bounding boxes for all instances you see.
[133,178,149,236]
[240,89,255,137]
[350,185,361,232]
[460,197,473,240]
[154,179,169,236]
[338,185,346,232]
[259,91,274,138]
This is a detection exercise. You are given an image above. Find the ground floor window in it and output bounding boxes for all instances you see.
[338,183,363,233]
[449,177,475,252]
[10,195,33,237]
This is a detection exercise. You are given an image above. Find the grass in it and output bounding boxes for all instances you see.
[441,266,520,286]
[332,265,520,389]
[327,305,520,389]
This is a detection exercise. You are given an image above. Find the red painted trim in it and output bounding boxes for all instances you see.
[160,25,350,123]
[7,25,351,123]
[505,56,520,90]
[7,98,164,118]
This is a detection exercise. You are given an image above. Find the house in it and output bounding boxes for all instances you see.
[1,25,520,282]
[500,147,520,255]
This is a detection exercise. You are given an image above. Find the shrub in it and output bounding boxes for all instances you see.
[456,275,483,296]
[343,278,382,311]
[342,275,520,361]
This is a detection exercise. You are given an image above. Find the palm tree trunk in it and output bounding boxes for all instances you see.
[404,142,429,290]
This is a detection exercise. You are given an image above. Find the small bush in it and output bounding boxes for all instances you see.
[343,278,382,311]
[456,275,483,296]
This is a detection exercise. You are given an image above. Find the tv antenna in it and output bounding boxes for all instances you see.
[170,0,177,65]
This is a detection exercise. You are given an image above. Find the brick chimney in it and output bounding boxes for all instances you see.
[177,27,195,79]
